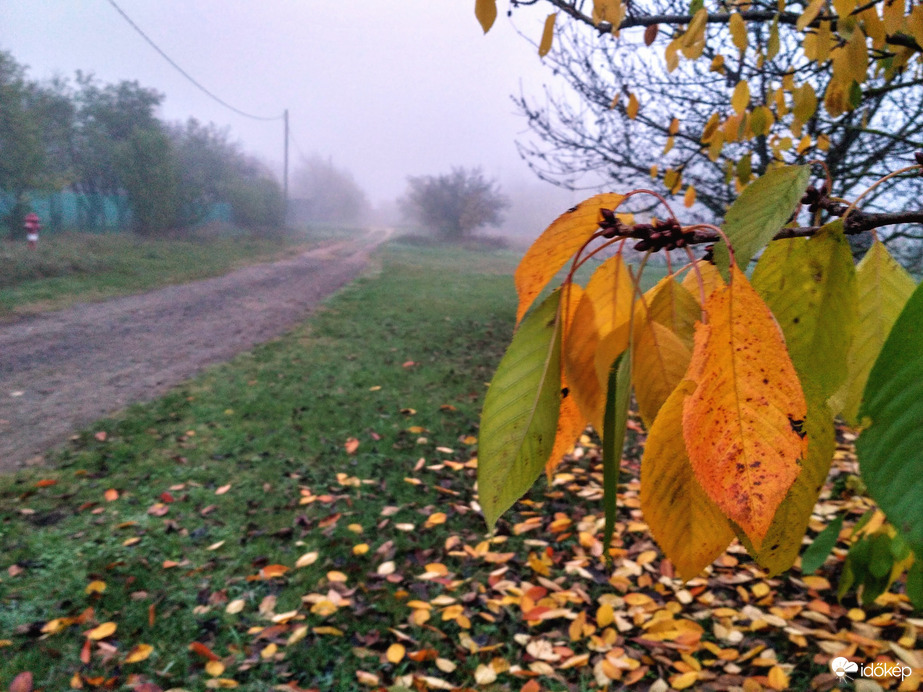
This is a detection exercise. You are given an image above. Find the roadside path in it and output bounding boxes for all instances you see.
[0,230,389,472]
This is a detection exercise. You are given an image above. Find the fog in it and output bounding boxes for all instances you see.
[1,1,580,235]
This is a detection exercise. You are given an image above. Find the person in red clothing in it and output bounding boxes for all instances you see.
[24,212,40,249]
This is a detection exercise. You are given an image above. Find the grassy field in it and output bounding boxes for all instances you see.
[0,229,325,318]
[0,243,913,691]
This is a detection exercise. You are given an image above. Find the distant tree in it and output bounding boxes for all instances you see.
[115,126,179,236]
[70,73,164,228]
[399,167,510,240]
[290,154,370,226]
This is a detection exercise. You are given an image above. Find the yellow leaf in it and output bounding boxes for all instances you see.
[627,92,639,119]
[260,643,277,659]
[797,0,826,31]
[797,134,812,154]
[124,643,153,663]
[425,512,447,528]
[681,8,708,59]
[539,13,557,57]
[474,664,497,684]
[671,670,700,690]
[295,552,318,568]
[630,316,691,427]
[662,135,675,155]
[766,16,780,59]
[682,266,807,546]
[475,0,497,33]
[85,580,106,595]
[564,257,634,431]
[730,12,748,53]
[750,105,774,136]
[85,622,117,640]
[642,381,734,580]
[205,660,226,677]
[387,642,406,664]
[514,193,624,325]
[683,185,696,208]
[669,117,680,135]
[731,80,750,115]
[883,0,905,35]
[225,599,245,614]
[353,543,370,555]
[682,261,724,306]
[792,83,818,125]
[767,665,790,690]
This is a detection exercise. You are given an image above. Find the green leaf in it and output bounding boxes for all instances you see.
[800,514,844,574]
[748,384,835,575]
[714,164,811,279]
[830,241,916,424]
[478,291,562,530]
[907,561,923,609]
[857,279,923,560]
[603,351,632,557]
[751,221,857,400]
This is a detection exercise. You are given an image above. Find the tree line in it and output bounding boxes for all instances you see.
[0,50,283,239]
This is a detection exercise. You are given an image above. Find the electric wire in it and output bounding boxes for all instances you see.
[105,0,282,121]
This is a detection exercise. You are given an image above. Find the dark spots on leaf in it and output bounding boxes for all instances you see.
[793,317,800,324]
[561,387,570,398]
[750,461,761,468]
[763,378,769,385]
[770,543,780,551]
[788,416,806,438]
[567,205,579,213]
[736,463,745,472]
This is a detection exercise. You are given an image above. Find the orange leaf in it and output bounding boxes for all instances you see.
[104,489,119,502]
[36,479,57,488]
[514,193,624,325]
[641,381,734,580]
[189,641,220,661]
[259,564,289,579]
[344,437,360,454]
[548,283,588,475]
[80,638,92,664]
[682,266,807,545]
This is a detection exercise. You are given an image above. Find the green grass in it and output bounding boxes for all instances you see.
[0,242,528,689]
[0,229,324,317]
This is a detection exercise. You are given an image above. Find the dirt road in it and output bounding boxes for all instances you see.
[0,230,389,472]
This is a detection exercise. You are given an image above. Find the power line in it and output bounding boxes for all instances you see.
[105,0,282,122]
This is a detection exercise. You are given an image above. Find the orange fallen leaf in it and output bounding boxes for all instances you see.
[215,484,231,495]
[189,641,220,661]
[344,437,360,454]
[259,564,289,579]
[35,479,57,488]
[104,489,118,502]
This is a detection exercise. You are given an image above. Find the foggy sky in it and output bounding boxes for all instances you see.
[1,1,581,226]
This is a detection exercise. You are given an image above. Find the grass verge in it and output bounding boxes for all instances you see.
[0,243,915,692]
[0,229,324,318]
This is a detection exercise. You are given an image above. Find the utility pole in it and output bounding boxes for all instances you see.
[283,108,289,225]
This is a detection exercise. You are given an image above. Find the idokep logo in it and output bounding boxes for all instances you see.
[830,657,859,680]
[830,656,913,683]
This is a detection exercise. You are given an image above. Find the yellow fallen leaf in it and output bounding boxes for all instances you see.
[85,580,106,595]
[377,561,396,576]
[353,543,370,555]
[85,622,117,640]
[474,663,497,684]
[124,643,153,663]
[205,660,225,677]
[225,599,245,614]
[215,484,231,495]
[327,571,348,583]
[295,552,318,568]
[260,643,277,659]
[386,642,406,663]
[425,512,447,528]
